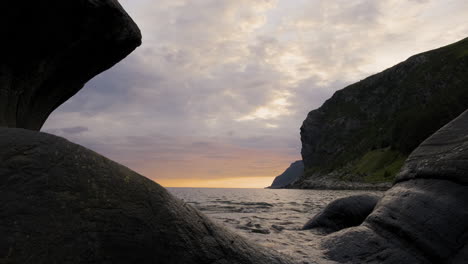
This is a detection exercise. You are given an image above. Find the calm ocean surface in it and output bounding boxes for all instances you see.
[168,187,384,263]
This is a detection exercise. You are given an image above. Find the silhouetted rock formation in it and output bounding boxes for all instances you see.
[322,109,468,264]
[303,194,380,234]
[269,160,304,188]
[0,128,293,264]
[0,1,295,263]
[0,0,142,130]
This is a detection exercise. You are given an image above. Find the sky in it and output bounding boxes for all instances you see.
[43,0,468,188]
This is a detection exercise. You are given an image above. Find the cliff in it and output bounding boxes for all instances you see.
[294,37,468,188]
[269,160,304,188]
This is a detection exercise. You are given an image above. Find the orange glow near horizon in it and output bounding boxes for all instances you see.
[156,176,275,189]
[129,141,300,189]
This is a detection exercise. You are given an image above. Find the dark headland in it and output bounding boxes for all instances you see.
[268,160,304,189]
[1,1,468,264]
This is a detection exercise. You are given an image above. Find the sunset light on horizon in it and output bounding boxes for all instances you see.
[158,177,276,189]
[42,0,468,188]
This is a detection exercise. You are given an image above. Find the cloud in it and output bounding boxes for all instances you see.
[43,0,468,184]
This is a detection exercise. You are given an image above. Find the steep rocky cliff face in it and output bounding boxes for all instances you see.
[269,160,304,188]
[295,37,468,188]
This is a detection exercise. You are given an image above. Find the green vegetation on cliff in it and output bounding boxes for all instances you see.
[297,37,468,187]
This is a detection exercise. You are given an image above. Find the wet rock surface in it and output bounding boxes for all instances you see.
[322,110,468,264]
[303,194,380,234]
[0,128,293,264]
[0,0,141,130]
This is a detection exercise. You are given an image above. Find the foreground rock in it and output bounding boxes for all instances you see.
[0,0,141,130]
[303,194,380,234]
[0,128,294,264]
[269,160,304,189]
[322,110,468,263]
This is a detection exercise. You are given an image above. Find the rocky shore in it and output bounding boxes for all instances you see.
[287,175,392,191]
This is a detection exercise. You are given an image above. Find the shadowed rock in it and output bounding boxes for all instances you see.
[303,194,380,234]
[322,110,468,264]
[0,0,142,130]
[0,128,293,264]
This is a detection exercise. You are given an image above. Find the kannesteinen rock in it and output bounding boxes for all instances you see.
[0,0,141,130]
[322,109,468,263]
[295,37,468,189]
[0,128,293,264]
[0,1,294,263]
[303,194,380,234]
[269,160,304,188]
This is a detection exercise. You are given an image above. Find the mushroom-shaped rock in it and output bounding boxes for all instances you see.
[0,0,142,130]
[322,109,468,264]
[0,128,293,264]
[302,194,380,234]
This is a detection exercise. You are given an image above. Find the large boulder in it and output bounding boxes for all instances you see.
[322,109,468,264]
[0,128,293,264]
[303,194,380,234]
[0,0,141,130]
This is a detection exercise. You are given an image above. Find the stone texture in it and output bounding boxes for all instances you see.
[303,194,380,234]
[0,0,142,130]
[0,128,293,264]
[322,110,468,264]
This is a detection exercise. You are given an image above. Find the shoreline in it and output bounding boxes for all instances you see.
[268,186,391,191]
[276,179,392,191]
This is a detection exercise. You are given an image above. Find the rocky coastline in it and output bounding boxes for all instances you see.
[287,176,392,191]
[1,1,468,263]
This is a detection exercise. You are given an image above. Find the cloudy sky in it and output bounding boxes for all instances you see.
[43,0,468,188]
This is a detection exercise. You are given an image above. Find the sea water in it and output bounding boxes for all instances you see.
[168,188,384,263]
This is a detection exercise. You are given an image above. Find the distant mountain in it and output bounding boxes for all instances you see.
[292,37,468,189]
[269,161,304,189]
